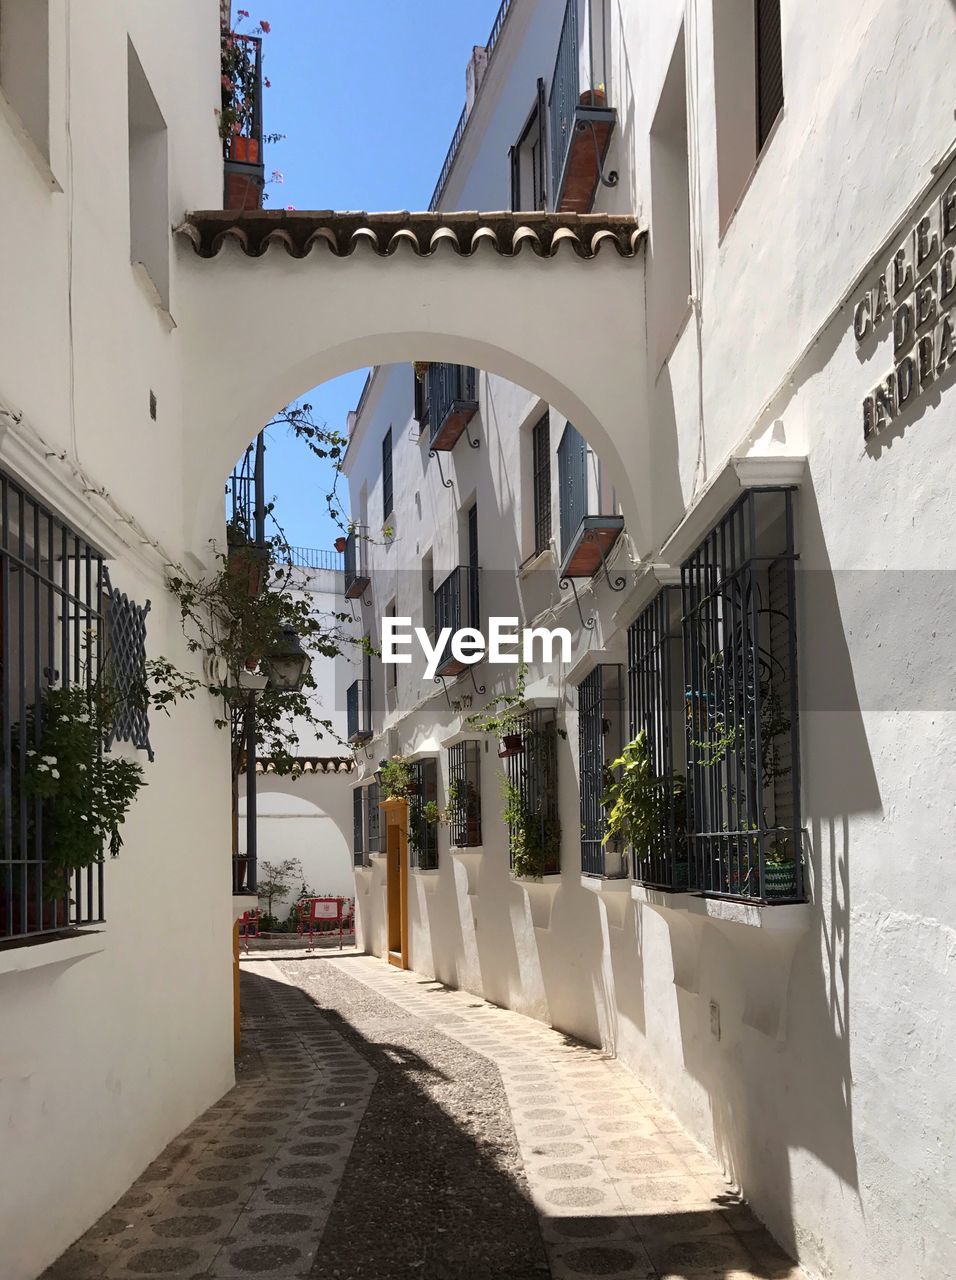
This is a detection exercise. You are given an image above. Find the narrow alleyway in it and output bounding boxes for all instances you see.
[44,955,802,1280]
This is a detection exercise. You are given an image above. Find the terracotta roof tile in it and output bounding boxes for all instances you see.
[175,210,644,261]
[246,757,355,776]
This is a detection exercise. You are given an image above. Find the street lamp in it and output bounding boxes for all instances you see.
[262,626,311,691]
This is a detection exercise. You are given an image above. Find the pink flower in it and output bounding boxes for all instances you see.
[263,77,271,88]
[259,19,271,33]
[221,75,234,91]
[286,204,296,211]
[237,8,249,17]
[271,169,284,183]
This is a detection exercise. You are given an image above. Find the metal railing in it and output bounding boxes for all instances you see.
[365,782,382,854]
[628,588,687,889]
[283,546,344,572]
[558,422,588,559]
[428,364,478,443]
[346,678,372,742]
[447,741,482,848]
[344,525,369,597]
[429,0,515,210]
[506,710,561,877]
[549,0,580,198]
[682,488,803,902]
[222,32,265,208]
[579,665,625,877]
[434,565,480,638]
[0,469,107,941]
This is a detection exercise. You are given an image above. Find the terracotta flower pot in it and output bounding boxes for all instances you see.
[580,88,607,108]
[230,135,260,164]
[498,733,524,758]
[334,536,347,553]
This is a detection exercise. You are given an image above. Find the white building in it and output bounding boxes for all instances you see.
[1,0,954,1277]
[339,3,956,1279]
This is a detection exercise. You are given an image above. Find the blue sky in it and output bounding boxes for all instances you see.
[243,1,503,549]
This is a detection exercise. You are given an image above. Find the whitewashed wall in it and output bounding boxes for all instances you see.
[347,3,956,1278]
[0,4,234,1278]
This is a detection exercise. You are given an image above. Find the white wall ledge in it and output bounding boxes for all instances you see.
[0,930,105,979]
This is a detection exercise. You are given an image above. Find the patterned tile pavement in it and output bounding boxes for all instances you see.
[43,952,804,1280]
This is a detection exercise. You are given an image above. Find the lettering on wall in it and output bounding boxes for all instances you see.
[855,175,956,441]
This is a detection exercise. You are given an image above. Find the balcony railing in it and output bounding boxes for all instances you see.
[221,32,265,210]
[427,364,479,451]
[549,0,618,214]
[433,566,480,677]
[284,547,344,572]
[579,664,626,878]
[343,526,370,600]
[557,423,623,579]
[346,679,372,744]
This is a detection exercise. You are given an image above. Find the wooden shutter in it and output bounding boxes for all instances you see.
[756,0,783,150]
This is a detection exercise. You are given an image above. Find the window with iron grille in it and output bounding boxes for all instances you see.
[505,709,561,877]
[0,471,106,941]
[548,0,580,201]
[447,741,482,847]
[531,413,551,554]
[510,79,548,211]
[103,569,153,761]
[352,788,365,867]
[681,487,803,902]
[558,422,588,559]
[382,427,393,522]
[627,587,687,889]
[409,758,439,870]
[578,665,625,878]
[365,781,382,853]
[756,0,783,150]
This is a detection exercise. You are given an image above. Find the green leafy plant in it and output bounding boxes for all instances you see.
[378,756,413,799]
[601,732,686,857]
[466,661,529,738]
[501,777,560,880]
[13,683,146,900]
[256,857,302,920]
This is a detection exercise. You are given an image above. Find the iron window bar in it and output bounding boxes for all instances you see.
[427,364,480,453]
[343,525,370,601]
[365,781,382,855]
[352,787,365,867]
[346,676,372,744]
[681,488,804,903]
[578,665,626,877]
[628,587,688,889]
[0,469,107,942]
[549,0,581,200]
[532,413,552,555]
[103,569,153,762]
[447,741,482,848]
[506,709,561,877]
[432,566,481,678]
[409,758,439,870]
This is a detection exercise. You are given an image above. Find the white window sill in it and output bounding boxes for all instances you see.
[0,929,105,979]
[0,88,60,191]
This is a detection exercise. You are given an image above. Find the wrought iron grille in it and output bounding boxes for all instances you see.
[409,758,439,870]
[549,0,580,200]
[628,587,687,888]
[103,569,152,761]
[343,525,369,597]
[506,709,561,877]
[227,443,255,539]
[681,488,803,902]
[558,423,588,559]
[447,741,482,848]
[0,471,106,941]
[382,428,393,521]
[284,547,344,572]
[365,781,382,854]
[433,565,480,638]
[532,413,552,554]
[578,665,625,877]
[427,364,478,443]
[352,787,365,867]
[346,677,372,742]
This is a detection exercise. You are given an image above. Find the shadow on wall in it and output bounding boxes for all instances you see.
[672,474,881,1255]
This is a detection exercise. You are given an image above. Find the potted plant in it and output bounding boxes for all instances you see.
[413,361,431,382]
[466,662,529,757]
[502,778,560,879]
[580,83,607,107]
[602,731,688,889]
[764,839,798,898]
[334,535,347,553]
[377,756,413,800]
[225,520,269,598]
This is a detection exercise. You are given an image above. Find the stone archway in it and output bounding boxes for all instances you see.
[174,210,649,554]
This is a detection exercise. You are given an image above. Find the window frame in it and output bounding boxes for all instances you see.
[381,427,393,523]
[531,412,552,555]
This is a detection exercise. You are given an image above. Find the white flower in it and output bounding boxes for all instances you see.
[26,750,36,757]
[80,815,88,822]
[59,715,70,723]
[77,763,87,772]
[42,755,57,765]
[37,763,49,772]
[51,769,60,779]
[76,714,90,724]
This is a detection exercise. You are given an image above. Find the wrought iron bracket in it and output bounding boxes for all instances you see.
[576,118,618,190]
[435,668,486,708]
[558,575,597,630]
[585,530,627,592]
[429,449,455,489]
[434,675,453,708]
[467,667,486,697]
[463,424,481,450]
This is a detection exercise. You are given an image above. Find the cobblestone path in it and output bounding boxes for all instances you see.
[43,954,803,1280]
